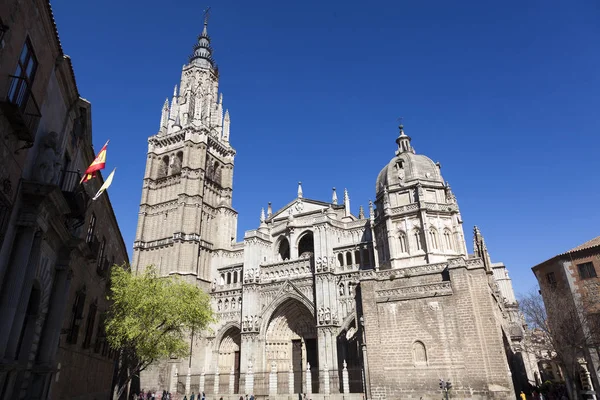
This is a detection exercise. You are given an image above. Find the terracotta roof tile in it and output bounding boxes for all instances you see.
[563,235,600,255]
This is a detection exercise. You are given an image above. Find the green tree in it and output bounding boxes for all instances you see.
[106,265,215,398]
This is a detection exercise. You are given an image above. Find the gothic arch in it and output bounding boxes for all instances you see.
[259,291,315,335]
[412,340,428,365]
[296,230,314,257]
[338,311,357,335]
[214,321,242,348]
[275,236,290,260]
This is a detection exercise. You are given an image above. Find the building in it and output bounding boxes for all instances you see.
[532,236,600,396]
[132,17,527,400]
[0,1,129,398]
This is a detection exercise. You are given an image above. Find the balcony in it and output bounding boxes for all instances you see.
[60,170,89,229]
[0,75,42,142]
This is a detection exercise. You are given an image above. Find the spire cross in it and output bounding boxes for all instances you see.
[397,116,404,126]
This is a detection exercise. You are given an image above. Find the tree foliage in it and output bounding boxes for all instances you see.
[106,265,215,397]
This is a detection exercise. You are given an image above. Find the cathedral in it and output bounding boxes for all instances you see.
[132,17,532,400]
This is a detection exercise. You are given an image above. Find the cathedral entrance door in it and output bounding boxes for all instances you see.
[265,299,317,394]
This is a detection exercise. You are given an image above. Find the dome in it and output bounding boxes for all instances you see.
[375,126,444,193]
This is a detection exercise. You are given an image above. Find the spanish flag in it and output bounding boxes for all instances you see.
[92,168,116,201]
[81,140,109,183]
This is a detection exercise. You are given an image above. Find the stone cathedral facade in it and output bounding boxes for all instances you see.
[132,19,531,400]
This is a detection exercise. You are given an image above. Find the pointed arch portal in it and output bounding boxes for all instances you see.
[218,326,241,393]
[265,298,318,393]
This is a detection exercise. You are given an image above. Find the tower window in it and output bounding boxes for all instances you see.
[428,228,438,250]
[398,231,407,253]
[412,341,427,365]
[546,272,557,288]
[443,229,453,251]
[578,262,597,280]
[158,156,169,178]
[413,229,422,251]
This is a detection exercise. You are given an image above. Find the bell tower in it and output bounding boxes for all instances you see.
[132,15,237,284]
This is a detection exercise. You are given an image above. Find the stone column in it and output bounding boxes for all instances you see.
[323,363,330,394]
[36,263,73,364]
[288,363,294,395]
[305,362,312,395]
[213,367,220,394]
[342,360,350,393]
[199,369,205,394]
[170,365,178,394]
[0,226,37,358]
[244,361,254,395]
[5,231,43,359]
[229,366,235,394]
[185,367,191,395]
[269,361,277,395]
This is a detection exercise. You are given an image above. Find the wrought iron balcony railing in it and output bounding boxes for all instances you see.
[1,74,42,142]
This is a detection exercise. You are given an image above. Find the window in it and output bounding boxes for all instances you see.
[67,288,86,344]
[8,37,38,107]
[337,253,344,267]
[578,262,597,280]
[0,17,8,47]
[96,237,106,273]
[398,231,407,253]
[546,272,557,287]
[82,300,97,349]
[412,341,427,365]
[429,228,438,250]
[85,213,96,243]
[443,229,453,251]
[413,229,422,251]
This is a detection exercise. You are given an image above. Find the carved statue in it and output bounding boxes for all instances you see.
[35,131,62,185]
[339,283,345,296]
[254,268,260,282]
[244,315,250,331]
[318,307,324,324]
[325,307,331,323]
[254,315,260,331]
[332,313,339,324]
[211,279,217,291]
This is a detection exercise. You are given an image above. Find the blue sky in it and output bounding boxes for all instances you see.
[51,0,600,296]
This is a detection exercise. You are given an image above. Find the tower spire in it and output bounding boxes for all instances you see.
[189,7,216,69]
[297,182,303,199]
[344,188,350,217]
[395,124,414,155]
[332,188,338,205]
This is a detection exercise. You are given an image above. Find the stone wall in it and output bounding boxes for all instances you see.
[359,260,514,400]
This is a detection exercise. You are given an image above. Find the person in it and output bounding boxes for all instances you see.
[250,395,255,400]
[520,391,527,400]
[239,396,244,400]
[190,392,195,400]
[201,391,205,400]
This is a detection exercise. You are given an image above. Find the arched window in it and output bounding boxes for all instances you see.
[220,274,225,286]
[398,231,407,253]
[413,229,423,251]
[171,151,183,174]
[158,156,169,178]
[354,250,361,266]
[224,298,229,311]
[233,270,238,284]
[214,162,222,185]
[227,272,231,285]
[443,229,453,251]
[337,253,344,267]
[278,237,290,260]
[412,341,427,365]
[429,228,438,250]
[298,232,314,257]
[346,252,352,266]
